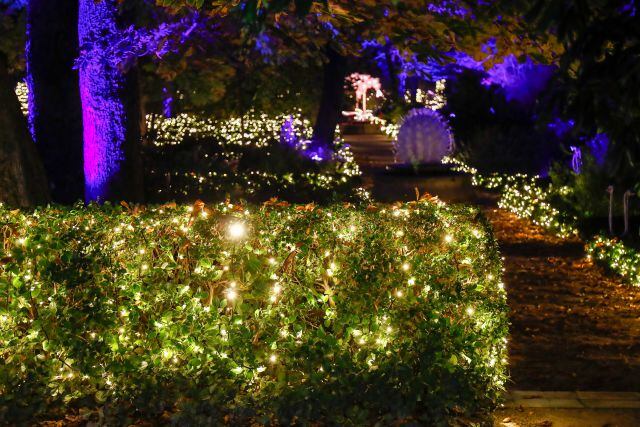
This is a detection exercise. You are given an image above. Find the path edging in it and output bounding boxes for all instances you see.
[505,391,640,409]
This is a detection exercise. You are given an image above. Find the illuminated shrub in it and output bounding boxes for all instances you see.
[145,112,361,203]
[498,176,578,238]
[396,108,453,165]
[587,236,640,287]
[0,201,507,424]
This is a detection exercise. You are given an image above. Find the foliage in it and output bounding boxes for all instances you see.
[446,156,578,238]
[444,69,562,175]
[0,200,507,424]
[547,156,617,221]
[497,175,578,238]
[527,0,640,181]
[452,156,640,289]
[144,111,361,203]
[150,0,560,116]
[587,235,640,287]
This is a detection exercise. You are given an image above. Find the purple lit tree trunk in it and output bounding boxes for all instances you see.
[312,47,348,151]
[78,0,143,203]
[0,53,50,207]
[26,0,84,204]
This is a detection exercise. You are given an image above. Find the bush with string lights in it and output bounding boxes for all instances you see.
[0,200,507,424]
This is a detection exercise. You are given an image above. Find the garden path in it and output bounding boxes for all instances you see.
[484,207,640,391]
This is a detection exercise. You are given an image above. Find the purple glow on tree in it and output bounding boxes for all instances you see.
[255,32,275,57]
[483,55,554,105]
[23,0,34,139]
[586,133,609,166]
[427,0,471,18]
[0,0,26,10]
[548,118,575,139]
[23,70,36,140]
[620,1,637,16]
[362,39,440,94]
[78,0,130,202]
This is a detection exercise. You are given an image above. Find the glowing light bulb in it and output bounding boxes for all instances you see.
[444,234,453,243]
[228,221,247,240]
[466,306,475,316]
[226,288,238,301]
[269,354,277,364]
[402,263,410,271]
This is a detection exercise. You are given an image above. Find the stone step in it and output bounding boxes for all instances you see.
[343,134,396,170]
[343,134,394,142]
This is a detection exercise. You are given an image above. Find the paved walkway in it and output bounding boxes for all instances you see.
[484,208,640,393]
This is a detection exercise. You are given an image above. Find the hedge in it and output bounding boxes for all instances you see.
[0,200,507,425]
[587,236,640,287]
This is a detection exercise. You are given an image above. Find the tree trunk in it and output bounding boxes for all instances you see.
[0,53,50,207]
[27,0,84,204]
[312,47,348,151]
[78,0,143,203]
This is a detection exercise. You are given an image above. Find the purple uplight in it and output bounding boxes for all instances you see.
[78,0,127,202]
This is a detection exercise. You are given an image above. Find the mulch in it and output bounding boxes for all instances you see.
[484,208,640,391]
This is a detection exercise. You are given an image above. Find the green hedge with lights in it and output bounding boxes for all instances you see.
[587,236,640,287]
[0,200,508,425]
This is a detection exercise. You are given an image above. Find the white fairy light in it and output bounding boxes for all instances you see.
[226,288,238,301]
[228,221,247,240]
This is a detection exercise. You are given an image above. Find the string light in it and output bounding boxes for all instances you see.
[227,222,247,240]
[0,199,507,417]
[226,288,238,301]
